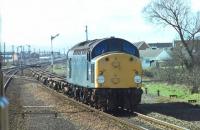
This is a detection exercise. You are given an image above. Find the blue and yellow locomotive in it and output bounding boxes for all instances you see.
[66,37,143,111]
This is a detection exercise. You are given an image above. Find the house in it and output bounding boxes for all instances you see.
[148,42,173,49]
[0,52,19,65]
[174,40,200,50]
[140,49,171,69]
[133,41,150,50]
[173,40,200,58]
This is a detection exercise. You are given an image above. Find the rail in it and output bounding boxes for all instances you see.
[33,67,65,79]
[4,70,19,92]
[0,59,64,130]
[133,112,189,130]
[0,68,18,130]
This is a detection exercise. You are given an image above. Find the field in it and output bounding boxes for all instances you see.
[144,82,200,104]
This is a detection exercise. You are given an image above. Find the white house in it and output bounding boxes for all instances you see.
[140,49,171,69]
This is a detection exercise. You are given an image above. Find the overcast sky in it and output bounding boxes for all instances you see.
[1,0,200,52]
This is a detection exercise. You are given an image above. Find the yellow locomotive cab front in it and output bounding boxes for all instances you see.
[95,53,142,89]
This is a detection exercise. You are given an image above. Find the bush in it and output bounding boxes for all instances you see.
[147,64,200,93]
[143,69,154,77]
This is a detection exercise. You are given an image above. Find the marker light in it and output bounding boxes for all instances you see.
[134,75,142,83]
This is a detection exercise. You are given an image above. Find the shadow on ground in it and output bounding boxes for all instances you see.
[139,102,200,121]
[109,102,200,121]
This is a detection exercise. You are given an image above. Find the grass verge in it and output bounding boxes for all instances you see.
[144,82,200,103]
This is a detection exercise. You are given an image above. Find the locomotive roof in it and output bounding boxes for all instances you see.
[68,37,140,58]
[70,38,108,50]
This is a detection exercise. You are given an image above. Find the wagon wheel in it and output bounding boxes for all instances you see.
[100,104,109,112]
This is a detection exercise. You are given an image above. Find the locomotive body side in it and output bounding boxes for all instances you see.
[67,51,90,87]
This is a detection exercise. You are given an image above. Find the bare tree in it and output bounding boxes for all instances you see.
[143,0,200,69]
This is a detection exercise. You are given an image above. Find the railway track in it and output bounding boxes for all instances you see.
[121,112,189,130]
[30,67,189,130]
[30,68,146,130]
[33,67,65,79]
[3,69,19,92]
[43,83,146,130]
[1,67,19,130]
[137,112,189,130]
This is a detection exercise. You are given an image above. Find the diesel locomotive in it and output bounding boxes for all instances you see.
[65,37,143,111]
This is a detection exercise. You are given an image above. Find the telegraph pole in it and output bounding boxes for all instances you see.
[20,46,23,70]
[12,45,14,65]
[16,47,19,65]
[17,46,23,75]
[17,47,18,54]
[63,48,65,55]
[85,25,88,41]
[51,36,53,73]
[3,42,5,65]
[50,33,59,74]
[27,45,31,55]
[0,42,1,53]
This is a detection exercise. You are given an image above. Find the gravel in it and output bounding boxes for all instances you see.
[7,68,200,130]
[5,70,134,130]
[137,93,200,130]
[6,71,81,130]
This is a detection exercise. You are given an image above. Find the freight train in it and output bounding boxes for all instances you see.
[65,37,143,111]
[33,37,143,112]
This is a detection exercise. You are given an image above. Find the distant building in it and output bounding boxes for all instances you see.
[133,41,150,50]
[174,40,200,49]
[148,42,173,49]
[140,49,171,69]
[132,41,172,69]
[30,52,39,59]
[0,52,18,64]
[2,52,14,62]
[174,40,200,57]
[13,53,18,61]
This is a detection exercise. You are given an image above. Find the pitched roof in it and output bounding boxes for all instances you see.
[174,40,200,46]
[148,42,172,48]
[134,41,149,48]
[140,49,164,58]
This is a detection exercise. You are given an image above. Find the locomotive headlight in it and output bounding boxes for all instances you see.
[97,75,105,84]
[134,75,142,83]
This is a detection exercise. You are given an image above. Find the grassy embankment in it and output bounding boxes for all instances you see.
[144,82,200,104]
